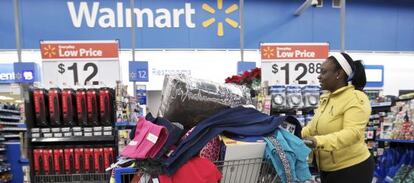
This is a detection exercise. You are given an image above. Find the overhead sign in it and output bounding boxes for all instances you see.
[261,43,329,85]
[0,63,39,84]
[237,61,256,75]
[0,64,16,84]
[13,62,40,83]
[40,40,120,88]
[129,61,149,82]
[365,65,384,88]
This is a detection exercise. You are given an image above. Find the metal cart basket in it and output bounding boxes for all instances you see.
[114,157,279,183]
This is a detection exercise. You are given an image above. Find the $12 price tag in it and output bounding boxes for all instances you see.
[40,40,120,88]
[260,43,329,86]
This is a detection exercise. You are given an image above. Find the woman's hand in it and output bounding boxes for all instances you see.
[303,136,317,148]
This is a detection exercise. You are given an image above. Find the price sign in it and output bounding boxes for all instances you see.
[40,40,120,88]
[261,43,329,85]
[129,61,149,82]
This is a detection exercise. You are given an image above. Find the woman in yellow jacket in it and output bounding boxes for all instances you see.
[302,52,374,183]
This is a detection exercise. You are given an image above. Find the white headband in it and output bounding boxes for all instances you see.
[331,53,353,78]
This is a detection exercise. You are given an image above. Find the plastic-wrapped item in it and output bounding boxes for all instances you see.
[270,85,287,111]
[286,85,303,108]
[302,85,320,108]
[158,74,252,129]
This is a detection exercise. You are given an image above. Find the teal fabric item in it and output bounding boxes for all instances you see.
[265,128,312,183]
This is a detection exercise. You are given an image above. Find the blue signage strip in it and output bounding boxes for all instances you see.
[365,65,384,88]
[237,61,256,75]
[13,62,40,83]
[0,63,39,84]
[0,64,16,84]
[129,61,149,82]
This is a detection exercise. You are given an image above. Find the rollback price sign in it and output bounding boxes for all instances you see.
[261,43,329,86]
[40,40,120,88]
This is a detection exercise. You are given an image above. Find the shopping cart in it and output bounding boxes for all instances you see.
[33,172,111,183]
[114,157,279,183]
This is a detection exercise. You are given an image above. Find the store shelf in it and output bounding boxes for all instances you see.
[0,148,5,152]
[31,135,115,143]
[4,135,20,138]
[0,127,27,132]
[377,139,414,144]
[115,121,137,127]
[0,109,20,115]
[371,102,392,108]
[0,115,21,121]
[0,166,11,173]
[0,122,25,126]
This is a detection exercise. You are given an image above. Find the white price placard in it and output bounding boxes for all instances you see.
[261,43,329,86]
[262,61,322,85]
[40,40,120,88]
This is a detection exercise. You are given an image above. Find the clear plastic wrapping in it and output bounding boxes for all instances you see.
[158,74,252,129]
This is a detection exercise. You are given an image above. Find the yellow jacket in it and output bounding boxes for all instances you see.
[302,85,371,171]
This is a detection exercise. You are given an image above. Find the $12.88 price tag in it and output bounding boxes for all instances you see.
[260,43,329,86]
[270,62,321,85]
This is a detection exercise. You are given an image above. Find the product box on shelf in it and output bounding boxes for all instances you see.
[99,87,114,126]
[74,147,84,173]
[93,147,104,173]
[64,148,75,174]
[87,89,100,126]
[53,149,65,174]
[76,89,88,126]
[42,149,54,175]
[33,149,43,175]
[84,147,94,173]
[62,88,77,126]
[33,89,49,127]
[103,147,114,169]
[49,88,62,126]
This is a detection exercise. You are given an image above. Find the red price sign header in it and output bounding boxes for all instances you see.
[40,40,119,61]
[261,43,329,61]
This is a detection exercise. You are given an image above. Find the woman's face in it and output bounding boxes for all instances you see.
[318,59,339,92]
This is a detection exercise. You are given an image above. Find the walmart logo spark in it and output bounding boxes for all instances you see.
[202,0,239,37]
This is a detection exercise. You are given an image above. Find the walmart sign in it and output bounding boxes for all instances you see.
[0,0,246,49]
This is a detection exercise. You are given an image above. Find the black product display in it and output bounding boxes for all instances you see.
[87,89,100,126]
[49,88,62,126]
[33,89,49,127]
[62,89,77,126]
[76,89,88,126]
[99,88,114,126]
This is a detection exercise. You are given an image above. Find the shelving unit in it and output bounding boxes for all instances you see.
[31,136,115,143]
[24,88,118,183]
[0,105,24,183]
[377,139,414,143]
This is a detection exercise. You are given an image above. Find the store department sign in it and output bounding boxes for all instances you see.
[0,63,39,84]
[0,64,15,84]
[40,40,121,88]
[0,0,243,49]
[261,43,329,86]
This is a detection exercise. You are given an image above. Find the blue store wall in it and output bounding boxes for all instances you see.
[0,0,413,51]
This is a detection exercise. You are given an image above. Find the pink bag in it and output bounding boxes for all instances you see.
[121,117,169,159]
